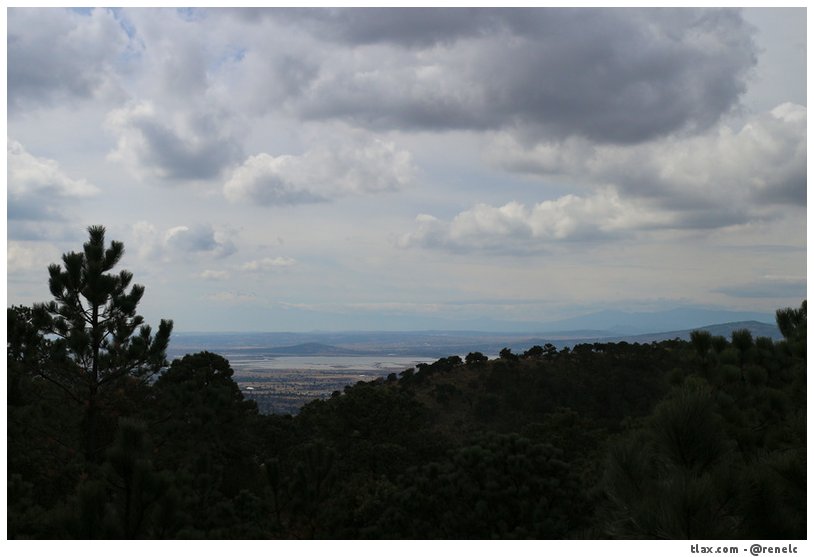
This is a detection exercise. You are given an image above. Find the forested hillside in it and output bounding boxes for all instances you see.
[7,228,807,539]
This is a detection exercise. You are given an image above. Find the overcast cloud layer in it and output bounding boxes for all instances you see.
[6,7,807,331]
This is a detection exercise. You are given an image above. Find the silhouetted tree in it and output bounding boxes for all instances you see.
[776,300,806,358]
[730,329,754,378]
[690,330,712,375]
[776,300,806,341]
[7,305,49,405]
[710,335,728,355]
[499,347,518,361]
[149,352,261,512]
[31,225,173,461]
[465,351,488,365]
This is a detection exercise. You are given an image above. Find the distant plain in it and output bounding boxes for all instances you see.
[167,312,782,414]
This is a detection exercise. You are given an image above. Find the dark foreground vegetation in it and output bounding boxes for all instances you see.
[8,227,807,539]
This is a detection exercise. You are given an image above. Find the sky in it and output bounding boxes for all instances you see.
[5,6,808,332]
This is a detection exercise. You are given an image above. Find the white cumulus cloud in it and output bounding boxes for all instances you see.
[400,190,672,254]
[402,104,806,255]
[200,270,230,281]
[490,104,806,228]
[8,140,99,226]
[241,257,297,272]
[8,140,98,199]
[224,137,414,206]
[206,291,258,304]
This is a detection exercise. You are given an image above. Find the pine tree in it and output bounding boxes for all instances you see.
[32,225,173,461]
[602,387,739,539]
[690,330,712,376]
[776,300,806,358]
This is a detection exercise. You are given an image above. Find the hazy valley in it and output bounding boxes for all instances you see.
[168,313,782,414]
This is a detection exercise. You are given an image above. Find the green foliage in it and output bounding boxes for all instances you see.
[731,329,754,370]
[465,351,488,365]
[433,382,459,407]
[599,305,806,540]
[650,388,732,472]
[602,388,740,538]
[690,330,712,358]
[32,226,173,388]
[710,335,728,354]
[146,352,267,536]
[368,433,586,539]
[776,300,806,359]
[8,305,50,406]
[776,300,806,342]
[474,393,501,421]
[737,450,807,539]
[32,419,184,539]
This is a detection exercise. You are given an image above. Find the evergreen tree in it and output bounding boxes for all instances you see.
[32,225,173,461]
[776,300,806,358]
[602,387,739,539]
[689,330,712,375]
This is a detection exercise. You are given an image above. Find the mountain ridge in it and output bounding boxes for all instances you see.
[168,319,781,359]
[171,307,777,336]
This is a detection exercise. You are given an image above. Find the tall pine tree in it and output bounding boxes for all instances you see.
[33,225,173,461]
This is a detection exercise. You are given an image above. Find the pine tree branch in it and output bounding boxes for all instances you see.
[73,293,93,325]
[36,371,84,405]
[97,355,155,387]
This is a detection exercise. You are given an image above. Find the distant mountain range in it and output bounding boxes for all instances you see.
[169,313,782,360]
[535,308,776,335]
[517,320,782,349]
[173,307,778,337]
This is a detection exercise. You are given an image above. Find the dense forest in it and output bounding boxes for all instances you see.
[7,227,807,539]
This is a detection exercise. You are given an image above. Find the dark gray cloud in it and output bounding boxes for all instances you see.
[130,117,240,181]
[165,224,237,258]
[272,7,504,47]
[15,8,758,149]
[107,102,242,181]
[291,8,757,144]
[8,8,130,111]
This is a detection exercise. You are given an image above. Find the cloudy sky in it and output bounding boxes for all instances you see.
[6,7,807,332]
